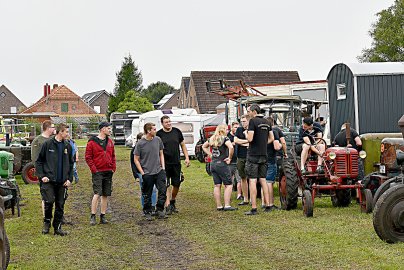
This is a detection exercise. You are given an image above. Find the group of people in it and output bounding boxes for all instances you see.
[32,108,364,235]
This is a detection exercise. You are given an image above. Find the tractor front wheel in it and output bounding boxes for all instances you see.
[21,162,39,185]
[302,190,313,217]
[373,184,404,243]
[372,176,402,208]
[279,160,298,210]
[360,189,373,213]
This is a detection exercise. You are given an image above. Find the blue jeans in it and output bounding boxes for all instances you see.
[73,162,79,183]
[266,161,277,183]
[137,173,157,207]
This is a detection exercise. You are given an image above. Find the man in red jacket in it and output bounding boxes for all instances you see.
[85,122,116,225]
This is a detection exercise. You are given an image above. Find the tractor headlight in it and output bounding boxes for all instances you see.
[329,152,336,160]
[359,150,367,159]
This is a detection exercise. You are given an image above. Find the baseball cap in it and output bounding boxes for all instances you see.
[98,122,112,130]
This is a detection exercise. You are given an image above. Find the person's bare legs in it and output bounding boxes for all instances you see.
[301,144,310,169]
[213,184,222,208]
[267,182,275,206]
[224,184,233,207]
[100,196,108,214]
[259,178,270,207]
[91,194,100,214]
[241,178,249,202]
[249,179,258,209]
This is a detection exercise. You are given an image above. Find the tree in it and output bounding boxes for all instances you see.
[108,54,143,116]
[358,0,404,62]
[142,81,176,104]
[117,90,154,113]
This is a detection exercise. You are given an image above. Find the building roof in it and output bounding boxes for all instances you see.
[157,93,175,106]
[344,62,404,76]
[22,85,98,114]
[82,90,110,104]
[0,84,26,108]
[191,71,300,113]
[160,91,180,109]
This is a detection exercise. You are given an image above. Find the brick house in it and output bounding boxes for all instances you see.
[177,71,301,114]
[159,91,180,109]
[0,85,26,114]
[82,90,110,114]
[22,84,99,115]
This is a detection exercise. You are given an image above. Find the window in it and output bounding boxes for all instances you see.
[337,84,346,100]
[72,104,76,111]
[61,103,68,112]
[94,106,101,113]
[10,107,16,114]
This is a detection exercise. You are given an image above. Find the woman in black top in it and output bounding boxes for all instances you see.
[202,125,237,211]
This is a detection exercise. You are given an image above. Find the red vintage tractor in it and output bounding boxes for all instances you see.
[372,114,404,243]
[280,135,371,217]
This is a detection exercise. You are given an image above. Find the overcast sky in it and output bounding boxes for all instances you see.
[0,0,396,106]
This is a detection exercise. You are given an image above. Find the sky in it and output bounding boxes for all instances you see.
[0,0,396,106]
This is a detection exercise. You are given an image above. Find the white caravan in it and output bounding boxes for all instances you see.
[131,109,217,157]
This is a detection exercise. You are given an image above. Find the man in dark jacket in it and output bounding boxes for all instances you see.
[85,122,116,226]
[36,123,73,236]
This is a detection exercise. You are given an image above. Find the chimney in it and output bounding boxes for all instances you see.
[53,84,58,89]
[47,84,51,96]
[43,84,47,97]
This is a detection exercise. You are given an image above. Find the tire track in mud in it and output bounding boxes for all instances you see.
[68,158,209,270]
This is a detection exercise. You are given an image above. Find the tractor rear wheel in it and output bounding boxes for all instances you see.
[331,189,351,207]
[21,162,39,184]
[279,160,298,210]
[372,177,402,208]
[360,189,373,213]
[302,190,313,217]
[373,184,404,243]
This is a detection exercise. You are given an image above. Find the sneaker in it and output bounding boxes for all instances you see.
[223,206,238,211]
[245,209,258,215]
[238,201,249,206]
[54,227,69,236]
[100,215,109,224]
[217,207,224,211]
[144,213,153,221]
[42,221,51,234]
[90,215,96,226]
[316,166,324,174]
[157,211,168,219]
[170,204,179,213]
[165,206,172,215]
[264,205,280,212]
[261,205,266,209]
[237,195,244,201]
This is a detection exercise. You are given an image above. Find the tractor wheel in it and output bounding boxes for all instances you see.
[205,163,212,176]
[373,184,404,243]
[21,162,39,184]
[372,177,402,208]
[4,234,9,269]
[302,190,313,217]
[360,189,373,214]
[331,189,351,207]
[279,160,298,210]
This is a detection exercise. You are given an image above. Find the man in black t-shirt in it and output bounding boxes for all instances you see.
[235,115,250,206]
[244,104,274,215]
[295,117,325,174]
[156,116,190,214]
[333,123,362,150]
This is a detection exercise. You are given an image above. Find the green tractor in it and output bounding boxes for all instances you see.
[0,151,21,217]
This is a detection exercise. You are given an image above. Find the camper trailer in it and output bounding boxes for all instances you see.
[131,109,217,157]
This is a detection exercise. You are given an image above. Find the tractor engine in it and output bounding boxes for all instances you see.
[325,147,360,181]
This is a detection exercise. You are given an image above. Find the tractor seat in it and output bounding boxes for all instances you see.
[397,150,404,166]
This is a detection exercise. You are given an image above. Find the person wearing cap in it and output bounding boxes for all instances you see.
[85,121,116,226]
[295,117,324,174]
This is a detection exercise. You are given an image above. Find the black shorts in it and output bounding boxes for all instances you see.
[166,164,182,187]
[236,158,247,179]
[295,143,303,155]
[210,161,232,185]
[245,155,267,179]
[92,171,113,196]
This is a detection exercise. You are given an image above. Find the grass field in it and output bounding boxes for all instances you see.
[5,146,404,269]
